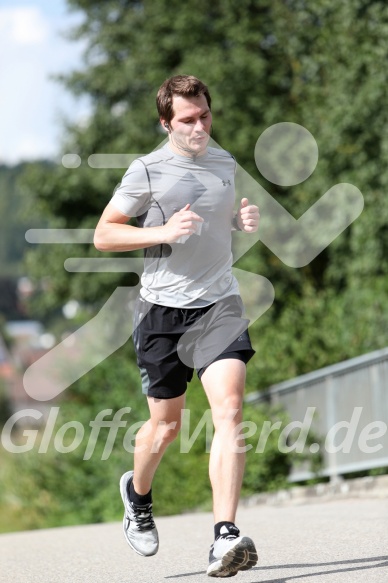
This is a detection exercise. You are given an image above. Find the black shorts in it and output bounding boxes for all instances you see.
[132,295,255,399]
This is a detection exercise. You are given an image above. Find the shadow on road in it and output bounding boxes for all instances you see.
[165,555,388,581]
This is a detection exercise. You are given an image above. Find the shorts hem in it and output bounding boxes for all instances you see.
[197,349,255,379]
[144,386,187,400]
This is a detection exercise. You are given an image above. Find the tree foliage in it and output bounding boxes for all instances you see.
[0,163,47,279]
[21,0,388,365]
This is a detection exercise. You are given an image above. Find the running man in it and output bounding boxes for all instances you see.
[94,75,260,577]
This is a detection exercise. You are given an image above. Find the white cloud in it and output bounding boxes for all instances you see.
[0,6,49,46]
[7,134,54,161]
[0,2,90,164]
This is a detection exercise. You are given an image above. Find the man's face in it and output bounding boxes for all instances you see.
[165,94,212,156]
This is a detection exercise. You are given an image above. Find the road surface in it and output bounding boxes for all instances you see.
[0,498,387,583]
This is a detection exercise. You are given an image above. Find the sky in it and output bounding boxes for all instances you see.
[0,0,90,164]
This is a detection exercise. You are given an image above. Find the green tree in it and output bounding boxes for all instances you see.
[0,163,49,275]
[22,0,388,363]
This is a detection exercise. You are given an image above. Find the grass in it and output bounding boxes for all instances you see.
[0,448,33,534]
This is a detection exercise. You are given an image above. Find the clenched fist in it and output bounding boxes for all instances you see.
[162,204,204,244]
[236,198,260,233]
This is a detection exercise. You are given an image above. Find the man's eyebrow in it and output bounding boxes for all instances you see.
[177,109,211,122]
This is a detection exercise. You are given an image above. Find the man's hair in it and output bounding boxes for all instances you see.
[156,75,211,124]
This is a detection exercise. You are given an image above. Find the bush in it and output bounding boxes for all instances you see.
[1,353,303,530]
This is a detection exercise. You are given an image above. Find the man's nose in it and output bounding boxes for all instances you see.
[194,119,206,132]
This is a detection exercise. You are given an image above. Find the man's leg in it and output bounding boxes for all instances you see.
[201,358,257,577]
[120,393,185,557]
[133,393,186,494]
[201,358,246,522]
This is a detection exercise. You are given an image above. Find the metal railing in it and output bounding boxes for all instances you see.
[246,347,388,482]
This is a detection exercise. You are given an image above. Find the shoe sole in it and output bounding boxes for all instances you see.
[207,537,258,578]
[119,472,158,557]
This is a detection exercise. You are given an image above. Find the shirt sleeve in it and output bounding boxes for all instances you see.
[109,159,151,217]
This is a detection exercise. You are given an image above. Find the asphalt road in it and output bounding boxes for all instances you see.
[1,498,387,583]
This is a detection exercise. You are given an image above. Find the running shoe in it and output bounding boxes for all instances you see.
[207,524,258,577]
[119,471,159,557]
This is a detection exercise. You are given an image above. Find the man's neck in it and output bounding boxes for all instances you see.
[168,140,207,159]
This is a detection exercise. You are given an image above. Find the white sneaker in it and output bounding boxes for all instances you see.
[207,524,258,577]
[119,471,159,557]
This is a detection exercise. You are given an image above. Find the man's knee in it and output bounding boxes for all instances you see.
[211,394,243,429]
[150,418,181,452]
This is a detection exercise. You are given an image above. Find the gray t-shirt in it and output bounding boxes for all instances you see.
[110,143,240,307]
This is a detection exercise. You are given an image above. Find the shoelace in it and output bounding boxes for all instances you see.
[131,502,156,531]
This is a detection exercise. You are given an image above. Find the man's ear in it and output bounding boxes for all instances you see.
[161,119,171,132]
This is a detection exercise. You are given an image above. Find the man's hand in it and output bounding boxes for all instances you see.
[237,198,260,233]
[162,204,204,243]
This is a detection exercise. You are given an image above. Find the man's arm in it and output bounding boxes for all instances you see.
[94,202,203,252]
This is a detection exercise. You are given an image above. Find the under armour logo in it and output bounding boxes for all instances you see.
[222,179,231,186]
